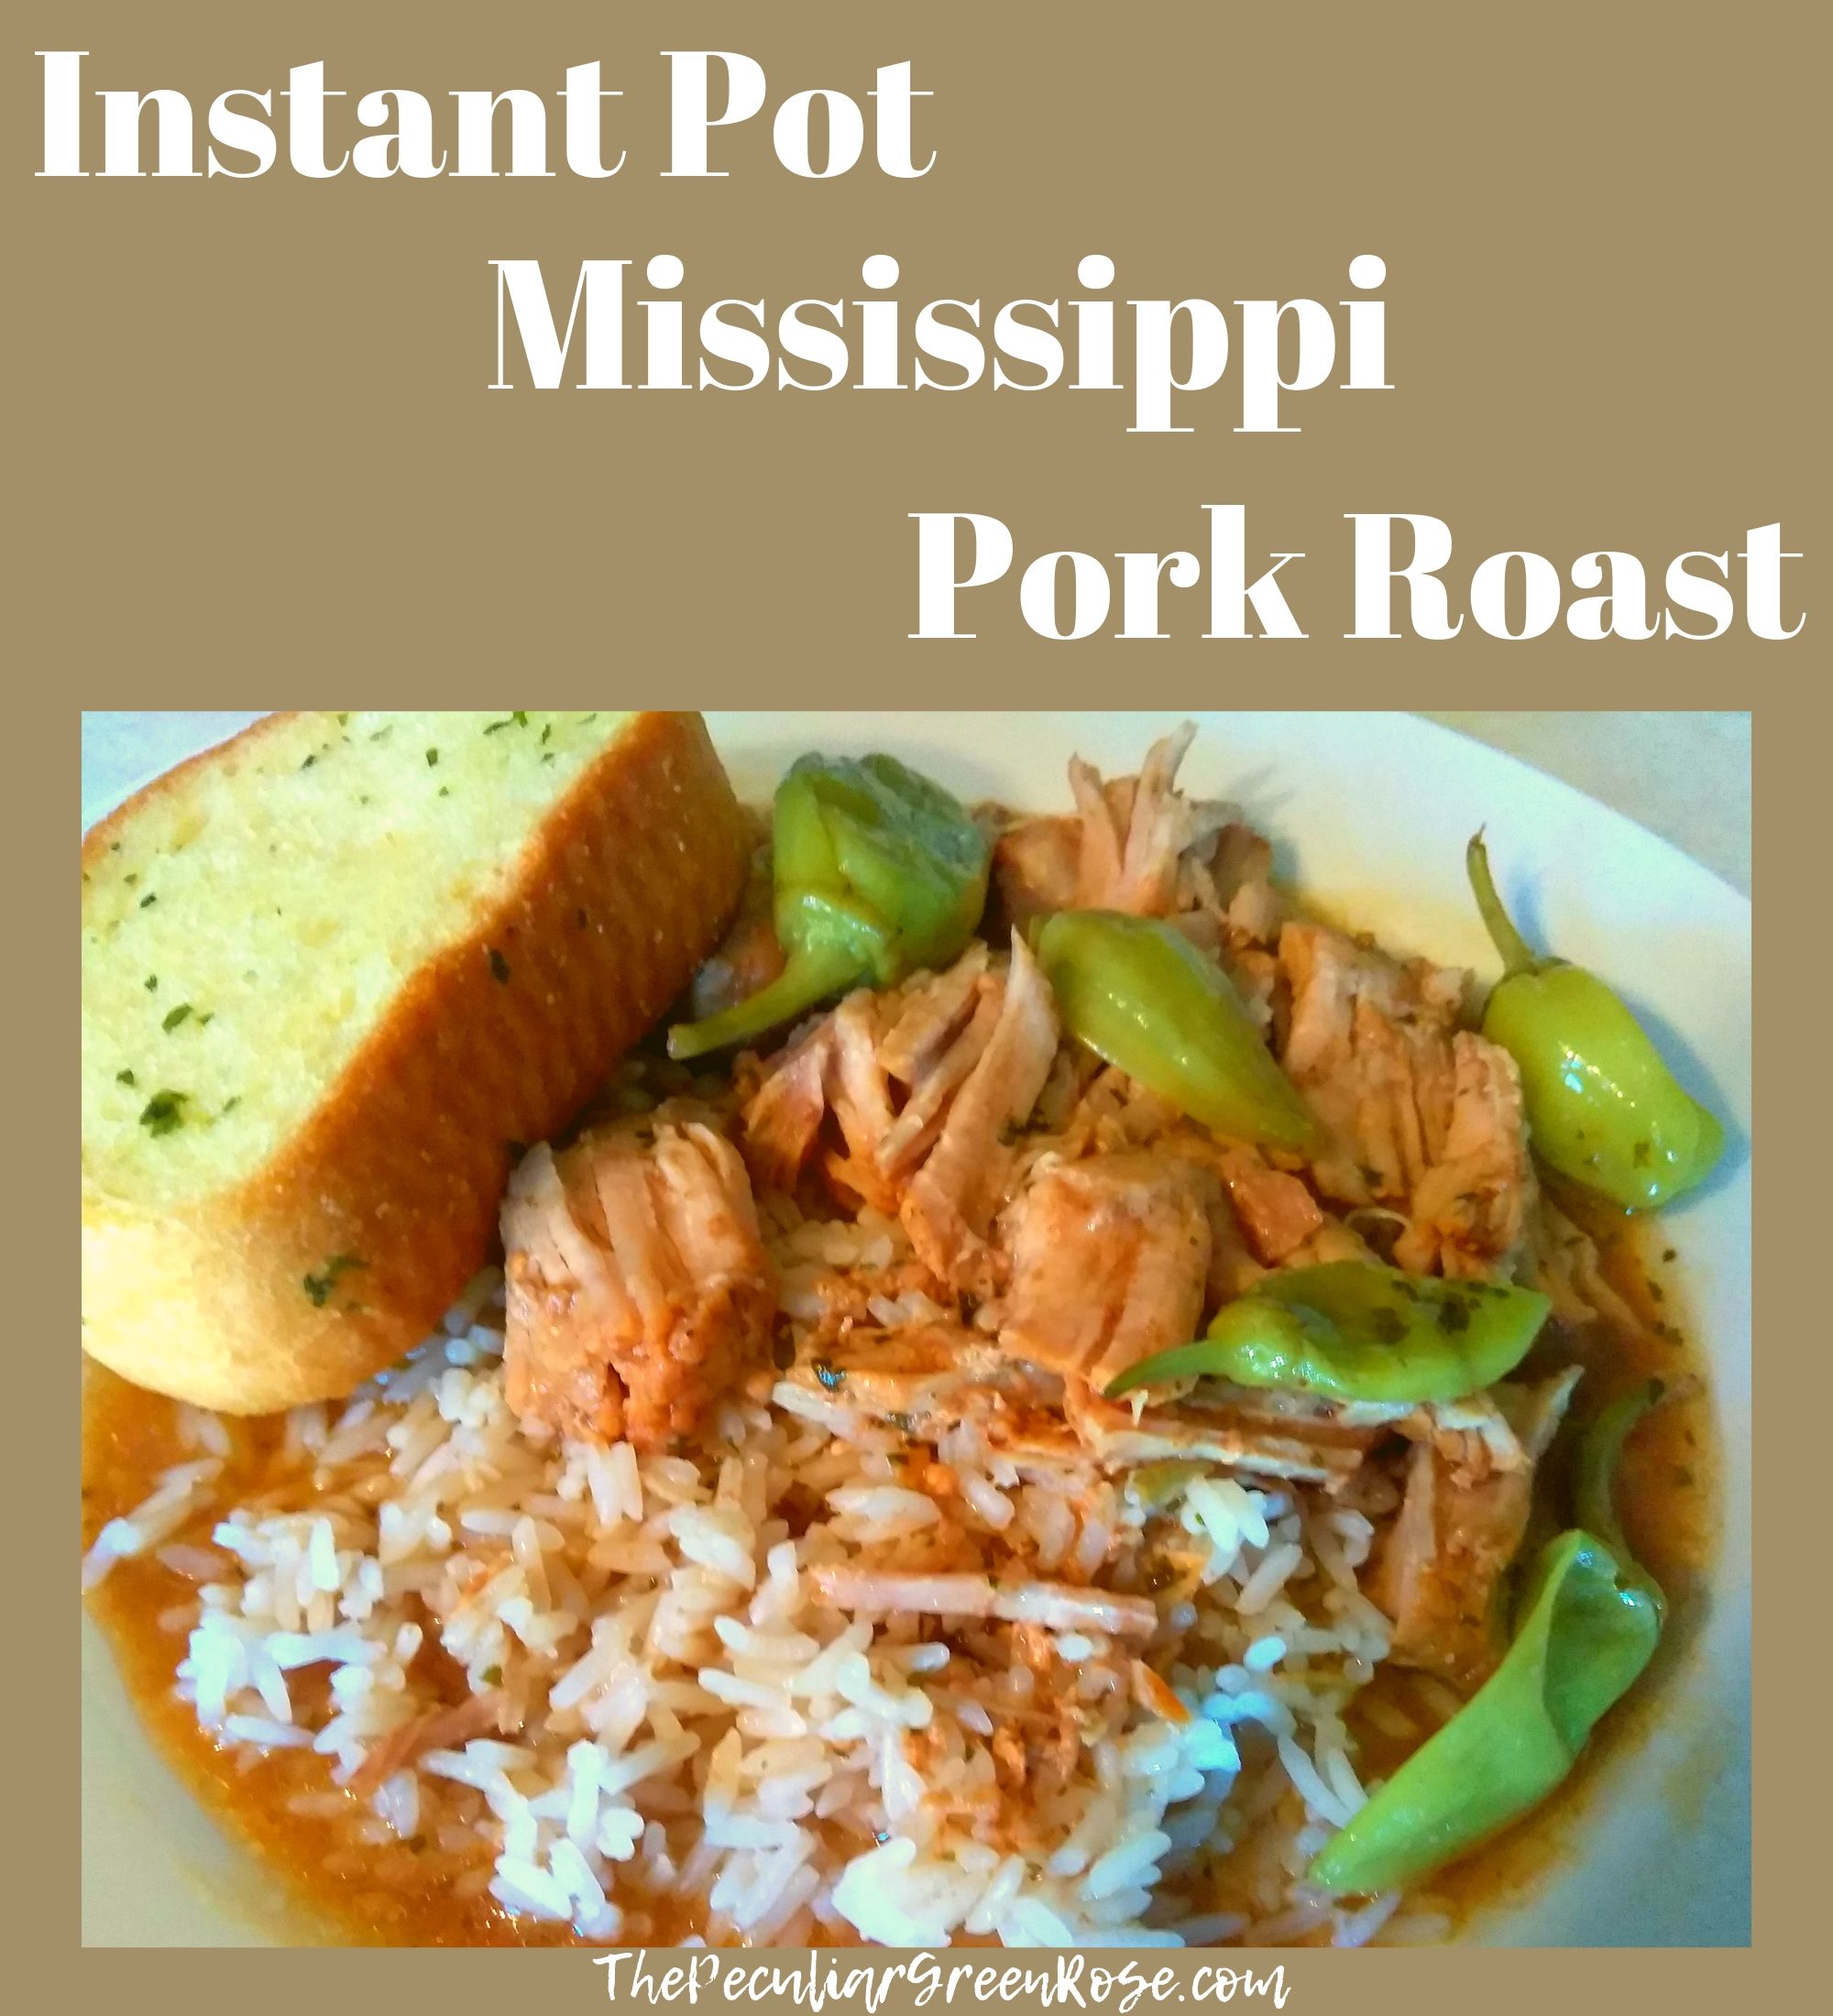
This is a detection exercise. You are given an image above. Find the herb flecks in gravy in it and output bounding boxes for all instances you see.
[82,1202,1717,1948]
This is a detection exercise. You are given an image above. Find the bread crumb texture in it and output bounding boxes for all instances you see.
[81,710,750,1410]
[82,711,631,1201]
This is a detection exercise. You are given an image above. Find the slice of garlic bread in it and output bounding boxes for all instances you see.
[82,710,750,1411]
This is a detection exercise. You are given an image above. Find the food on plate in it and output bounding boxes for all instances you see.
[82,718,1722,1948]
[1311,1376,1667,1895]
[668,752,991,1060]
[1310,1525,1661,1896]
[80,711,750,1412]
[1103,1263,1553,1407]
[501,1120,775,1451]
[1465,833,1725,1210]
[1034,909,1320,1152]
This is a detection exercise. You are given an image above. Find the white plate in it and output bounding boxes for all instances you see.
[81,711,1751,1946]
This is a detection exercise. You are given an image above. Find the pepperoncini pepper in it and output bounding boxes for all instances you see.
[1307,1383,1665,1898]
[1573,1379,1668,1619]
[1034,909,1319,1154]
[668,753,991,1059]
[1466,833,1724,1211]
[1104,1261,1550,1406]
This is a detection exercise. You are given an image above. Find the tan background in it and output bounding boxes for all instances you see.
[16,1,1825,684]
[38,0,1802,1983]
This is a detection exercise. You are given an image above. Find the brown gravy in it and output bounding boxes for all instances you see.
[84,1373,556,1946]
[1361,1185,1721,1932]
[82,1201,1719,1947]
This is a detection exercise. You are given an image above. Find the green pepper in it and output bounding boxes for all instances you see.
[668,753,990,1058]
[1308,1394,1664,1897]
[1573,1378,1668,1620]
[1308,1527,1660,1895]
[1466,833,1724,1211]
[1104,1261,1550,1406]
[1034,910,1318,1153]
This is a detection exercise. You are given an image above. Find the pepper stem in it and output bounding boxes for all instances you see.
[1465,830,1540,980]
[666,939,863,1060]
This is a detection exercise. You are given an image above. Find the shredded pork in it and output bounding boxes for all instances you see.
[993,1152,1215,1392]
[511,728,1577,1704]
[1372,1370,1583,1687]
[811,1564,1159,1640]
[502,1121,775,1451]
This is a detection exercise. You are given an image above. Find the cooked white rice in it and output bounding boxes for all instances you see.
[85,1239,1418,1948]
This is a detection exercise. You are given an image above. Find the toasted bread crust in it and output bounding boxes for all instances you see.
[82,711,751,1412]
[81,709,325,871]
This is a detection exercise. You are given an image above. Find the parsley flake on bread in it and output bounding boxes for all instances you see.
[82,710,749,1411]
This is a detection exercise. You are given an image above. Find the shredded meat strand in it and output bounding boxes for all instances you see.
[502,1122,774,1451]
[811,1565,1158,1639]
[899,934,1060,1293]
[994,1152,1214,1392]
[1373,1370,1583,1689]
